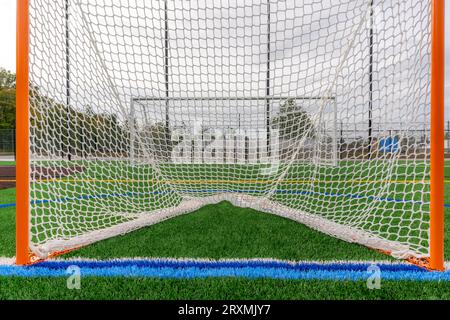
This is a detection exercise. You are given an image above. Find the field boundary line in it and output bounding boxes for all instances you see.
[0,258,449,279]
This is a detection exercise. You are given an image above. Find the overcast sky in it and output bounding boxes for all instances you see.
[1,0,450,120]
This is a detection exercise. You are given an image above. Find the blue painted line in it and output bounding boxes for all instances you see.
[178,189,428,207]
[0,188,440,209]
[35,259,425,272]
[0,203,16,209]
[1,260,448,281]
[0,190,174,209]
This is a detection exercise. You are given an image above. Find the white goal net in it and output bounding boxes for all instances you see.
[28,0,432,262]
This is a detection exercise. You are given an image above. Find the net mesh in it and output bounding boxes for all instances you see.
[28,0,432,260]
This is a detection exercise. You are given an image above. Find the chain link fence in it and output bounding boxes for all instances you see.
[0,129,15,158]
[1,122,450,162]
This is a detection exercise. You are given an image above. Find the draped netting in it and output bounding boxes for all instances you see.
[29,0,431,261]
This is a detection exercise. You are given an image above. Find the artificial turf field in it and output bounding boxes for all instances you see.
[0,161,449,299]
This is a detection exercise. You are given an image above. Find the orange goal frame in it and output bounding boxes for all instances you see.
[16,0,30,265]
[15,0,445,270]
[430,0,445,271]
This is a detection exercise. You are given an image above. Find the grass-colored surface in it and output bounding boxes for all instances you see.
[3,160,450,259]
[65,201,387,261]
[0,187,15,203]
[0,188,387,260]
[1,160,450,300]
[1,277,450,300]
[29,160,434,255]
[0,161,15,166]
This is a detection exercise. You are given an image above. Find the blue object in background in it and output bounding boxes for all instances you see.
[379,135,399,153]
[392,136,399,152]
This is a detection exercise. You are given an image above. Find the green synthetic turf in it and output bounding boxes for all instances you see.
[2,159,450,260]
[1,160,449,300]
[2,183,450,262]
[0,189,15,257]
[0,161,15,166]
[0,188,386,260]
[27,160,434,255]
[64,201,387,261]
[1,277,449,300]
[0,188,14,202]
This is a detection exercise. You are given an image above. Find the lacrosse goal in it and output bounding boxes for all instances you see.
[16,0,445,270]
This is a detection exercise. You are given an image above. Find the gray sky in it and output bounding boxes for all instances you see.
[1,0,450,121]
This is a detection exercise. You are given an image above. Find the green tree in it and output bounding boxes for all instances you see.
[272,98,315,139]
[0,67,147,159]
[141,122,172,161]
[0,68,15,89]
[0,69,16,130]
[0,88,15,129]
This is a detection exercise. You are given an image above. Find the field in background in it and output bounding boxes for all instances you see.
[26,159,434,256]
[0,161,450,299]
